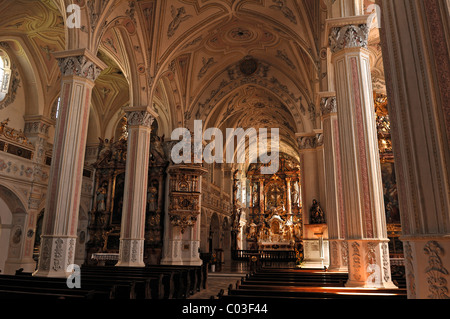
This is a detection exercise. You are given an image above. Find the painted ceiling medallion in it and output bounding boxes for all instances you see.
[205,20,277,53]
[239,56,258,76]
[229,27,253,41]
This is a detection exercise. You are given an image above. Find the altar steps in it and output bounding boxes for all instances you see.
[216,268,407,300]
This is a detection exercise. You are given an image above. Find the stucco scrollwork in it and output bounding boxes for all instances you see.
[329,24,369,54]
[57,55,103,82]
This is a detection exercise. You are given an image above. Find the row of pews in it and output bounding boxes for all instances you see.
[216,267,408,300]
[0,264,208,300]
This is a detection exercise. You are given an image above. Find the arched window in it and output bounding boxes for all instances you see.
[0,50,12,102]
[51,96,61,120]
[55,96,61,119]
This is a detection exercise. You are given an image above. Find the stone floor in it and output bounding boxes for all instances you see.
[188,261,297,299]
[188,261,249,299]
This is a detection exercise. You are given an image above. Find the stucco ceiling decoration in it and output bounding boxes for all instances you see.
[149,0,322,140]
[213,85,300,159]
[0,0,65,87]
[204,18,279,55]
[368,27,385,94]
[216,86,297,132]
[187,54,309,135]
[91,50,129,124]
[0,0,326,151]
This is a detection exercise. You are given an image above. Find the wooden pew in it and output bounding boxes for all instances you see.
[15,270,148,299]
[0,289,92,300]
[0,274,112,299]
[145,266,198,296]
[81,266,180,299]
[81,264,207,299]
[80,267,167,299]
[79,271,162,299]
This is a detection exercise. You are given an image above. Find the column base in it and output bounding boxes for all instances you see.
[402,237,450,299]
[328,239,349,272]
[116,238,145,268]
[346,239,397,289]
[33,236,77,278]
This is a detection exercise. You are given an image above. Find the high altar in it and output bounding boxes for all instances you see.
[236,154,304,253]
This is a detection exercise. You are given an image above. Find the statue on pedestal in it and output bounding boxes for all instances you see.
[310,199,325,224]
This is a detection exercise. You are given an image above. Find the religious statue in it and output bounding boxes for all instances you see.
[247,223,257,240]
[95,137,114,166]
[293,224,302,241]
[291,187,299,206]
[252,185,259,206]
[267,193,276,210]
[235,180,241,202]
[232,208,241,231]
[0,118,9,135]
[96,183,108,212]
[310,199,325,224]
[150,135,166,164]
[147,185,158,212]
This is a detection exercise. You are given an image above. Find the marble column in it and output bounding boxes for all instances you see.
[34,49,105,277]
[116,106,156,267]
[378,0,450,298]
[320,93,348,272]
[328,19,395,288]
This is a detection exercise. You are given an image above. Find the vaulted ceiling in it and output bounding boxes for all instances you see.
[0,0,383,165]
[149,0,326,163]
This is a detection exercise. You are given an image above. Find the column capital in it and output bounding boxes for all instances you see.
[328,23,370,54]
[296,132,323,151]
[53,49,107,82]
[320,95,338,116]
[123,106,158,128]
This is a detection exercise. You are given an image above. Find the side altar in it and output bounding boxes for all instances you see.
[85,119,169,265]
